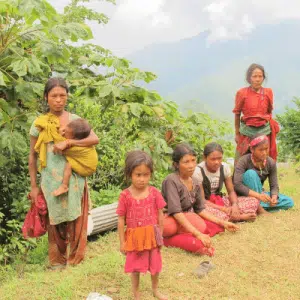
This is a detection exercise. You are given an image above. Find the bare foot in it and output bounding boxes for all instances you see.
[239,213,257,221]
[133,291,141,300]
[153,289,168,300]
[53,184,69,196]
[257,206,271,216]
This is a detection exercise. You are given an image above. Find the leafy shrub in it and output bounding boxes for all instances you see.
[0,0,233,264]
[277,98,300,161]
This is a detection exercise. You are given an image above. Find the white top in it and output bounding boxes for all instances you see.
[193,162,231,194]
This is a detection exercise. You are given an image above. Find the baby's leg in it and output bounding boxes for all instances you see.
[131,272,140,300]
[53,162,72,196]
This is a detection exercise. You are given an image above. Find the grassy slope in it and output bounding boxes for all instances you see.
[0,166,299,300]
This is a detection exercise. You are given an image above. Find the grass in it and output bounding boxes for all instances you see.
[0,166,299,300]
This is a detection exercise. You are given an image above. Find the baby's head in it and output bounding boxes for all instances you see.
[65,118,91,140]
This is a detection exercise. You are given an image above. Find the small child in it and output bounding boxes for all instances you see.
[116,150,168,300]
[53,118,98,196]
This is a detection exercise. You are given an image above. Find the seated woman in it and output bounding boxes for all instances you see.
[162,143,239,255]
[233,135,294,212]
[193,142,261,221]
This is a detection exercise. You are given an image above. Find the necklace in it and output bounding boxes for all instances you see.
[251,154,266,176]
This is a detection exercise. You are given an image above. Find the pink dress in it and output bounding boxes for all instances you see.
[116,186,166,275]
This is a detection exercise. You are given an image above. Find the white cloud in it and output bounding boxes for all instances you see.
[49,0,300,56]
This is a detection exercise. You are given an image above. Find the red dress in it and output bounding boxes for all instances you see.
[116,186,166,275]
[233,87,280,160]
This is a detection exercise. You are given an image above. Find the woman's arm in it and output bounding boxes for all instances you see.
[225,177,238,205]
[69,130,99,147]
[28,136,39,204]
[173,212,211,247]
[235,114,241,143]
[268,160,279,206]
[224,177,240,219]
[53,130,99,154]
[118,216,126,254]
[199,210,239,231]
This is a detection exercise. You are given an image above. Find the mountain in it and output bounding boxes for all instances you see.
[127,21,300,119]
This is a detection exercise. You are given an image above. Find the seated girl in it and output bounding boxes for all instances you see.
[161,143,239,255]
[193,142,261,221]
[34,114,98,196]
[233,135,294,212]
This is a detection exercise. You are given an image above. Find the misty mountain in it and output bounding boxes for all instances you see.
[127,20,300,119]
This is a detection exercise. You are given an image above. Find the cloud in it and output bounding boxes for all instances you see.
[49,0,300,56]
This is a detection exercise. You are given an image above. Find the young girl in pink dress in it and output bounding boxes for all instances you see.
[116,150,168,300]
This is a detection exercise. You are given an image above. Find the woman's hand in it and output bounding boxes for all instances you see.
[223,221,239,232]
[230,204,240,220]
[258,193,271,203]
[222,206,232,215]
[29,186,40,205]
[195,232,211,248]
[53,141,68,155]
[270,195,278,207]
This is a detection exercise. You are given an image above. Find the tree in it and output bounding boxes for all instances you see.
[277,99,300,161]
[0,0,233,264]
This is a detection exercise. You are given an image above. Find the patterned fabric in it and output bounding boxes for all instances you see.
[117,186,166,274]
[204,195,260,221]
[116,186,166,252]
[242,170,294,211]
[30,113,85,225]
[249,134,269,147]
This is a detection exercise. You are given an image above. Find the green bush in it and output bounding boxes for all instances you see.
[277,98,300,161]
[0,0,233,264]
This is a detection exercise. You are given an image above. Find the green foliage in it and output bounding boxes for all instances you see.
[277,98,300,161]
[0,0,233,264]
[90,186,122,208]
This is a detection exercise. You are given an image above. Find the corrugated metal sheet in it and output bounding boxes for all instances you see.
[87,202,118,236]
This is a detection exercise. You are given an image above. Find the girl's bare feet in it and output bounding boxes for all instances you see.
[53,184,69,196]
[133,291,141,300]
[153,289,168,300]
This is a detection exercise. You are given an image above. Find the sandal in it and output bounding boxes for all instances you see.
[193,261,215,278]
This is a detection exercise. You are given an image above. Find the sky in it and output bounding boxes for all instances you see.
[50,0,300,56]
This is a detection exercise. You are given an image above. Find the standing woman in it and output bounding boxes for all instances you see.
[28,78,99,269]
[233,135,294,212]
[233,63,280,163]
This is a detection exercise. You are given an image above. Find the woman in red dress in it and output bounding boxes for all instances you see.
[233,63,280,163]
